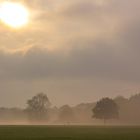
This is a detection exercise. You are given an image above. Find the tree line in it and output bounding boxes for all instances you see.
[0,92,140,124]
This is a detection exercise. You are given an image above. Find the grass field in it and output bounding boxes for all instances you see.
[0,125,140,140]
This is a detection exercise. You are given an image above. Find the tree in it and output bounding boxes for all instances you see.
[59,105,75,124]
[92,98,119,124]
[26,93,51,122]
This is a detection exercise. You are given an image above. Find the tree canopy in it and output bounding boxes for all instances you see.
[92,98,119,123]
[26,93,51,122]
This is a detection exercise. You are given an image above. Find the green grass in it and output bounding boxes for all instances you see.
[0,125,139,140]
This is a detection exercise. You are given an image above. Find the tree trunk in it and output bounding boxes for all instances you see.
[104,118,106,125]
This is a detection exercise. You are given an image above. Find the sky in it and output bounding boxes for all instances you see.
[0,0,140,108]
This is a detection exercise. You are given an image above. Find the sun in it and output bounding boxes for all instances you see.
[0,2,29,28]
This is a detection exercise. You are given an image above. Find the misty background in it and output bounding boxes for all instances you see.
[0,0,140,124]
[0,93,140,125]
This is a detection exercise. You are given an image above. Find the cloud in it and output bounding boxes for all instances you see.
[0,0,140,106]
[0,0,140,82]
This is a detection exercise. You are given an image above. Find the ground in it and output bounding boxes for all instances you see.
[0,125,140,140]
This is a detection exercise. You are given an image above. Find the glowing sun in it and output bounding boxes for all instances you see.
[0,2,29,28]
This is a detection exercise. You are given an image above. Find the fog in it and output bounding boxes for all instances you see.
[0,93,139,125]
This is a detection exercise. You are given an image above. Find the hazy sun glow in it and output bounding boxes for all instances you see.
[0,2,29,28]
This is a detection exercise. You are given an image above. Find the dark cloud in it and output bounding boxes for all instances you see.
[0,38,140,83]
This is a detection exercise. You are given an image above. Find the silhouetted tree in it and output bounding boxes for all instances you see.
[26,93,51,122]
[92,98,119,124]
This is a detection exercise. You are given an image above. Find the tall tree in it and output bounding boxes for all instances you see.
[92,98,119,124]
[26,93,51,122]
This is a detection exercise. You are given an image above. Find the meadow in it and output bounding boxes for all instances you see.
[0,125,140,140]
